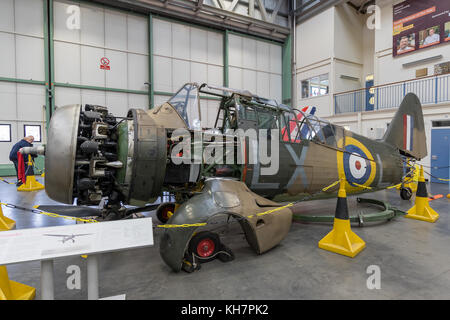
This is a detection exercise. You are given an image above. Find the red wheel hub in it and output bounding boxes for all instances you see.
[197,239,215,257]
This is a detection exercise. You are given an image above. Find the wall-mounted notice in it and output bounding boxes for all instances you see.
[393,0,450,57]
[100,57,110,70]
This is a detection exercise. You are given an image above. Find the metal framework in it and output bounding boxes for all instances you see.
[90,0,291,41]
[294,0,344,23]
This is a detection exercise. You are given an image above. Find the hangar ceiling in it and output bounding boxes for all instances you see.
[90,0,291,41]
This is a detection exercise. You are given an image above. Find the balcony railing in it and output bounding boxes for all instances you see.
[334,73,450,114]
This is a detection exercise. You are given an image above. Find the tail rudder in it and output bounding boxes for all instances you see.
[383,93,427,160]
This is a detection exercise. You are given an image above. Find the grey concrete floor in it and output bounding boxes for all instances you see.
[1,176,449,300]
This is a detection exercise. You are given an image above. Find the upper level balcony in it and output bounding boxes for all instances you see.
[334,73,450,115]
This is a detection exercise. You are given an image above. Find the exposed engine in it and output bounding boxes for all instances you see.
[73,105,121,206]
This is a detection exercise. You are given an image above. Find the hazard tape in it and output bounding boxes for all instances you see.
[352,182,373,190]
[156,223,207,228]
[322,180,340,192]
[0,202,98,224]
[247,203,294,219]
[0,200,296,230]
[423,169,450,182]
[0,175,424,229]
[158,203,295,228]
[0,177,15,185]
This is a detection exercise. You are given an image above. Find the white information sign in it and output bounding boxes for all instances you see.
[0,218,154,265]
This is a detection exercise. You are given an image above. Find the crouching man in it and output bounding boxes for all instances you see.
[9,136,35,186]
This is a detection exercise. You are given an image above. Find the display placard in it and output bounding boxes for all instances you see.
[0,218,154,265]
[393,0,450,57]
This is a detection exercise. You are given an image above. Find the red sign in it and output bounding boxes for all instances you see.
[100,57,110,70]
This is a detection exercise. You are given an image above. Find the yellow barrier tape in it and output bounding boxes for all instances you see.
[322,180,340,192]
[30,205,98,223]
[0,202,98,224]
[156,223,208,228]
[254,203,294,217]
[423,169,450,182]
[0,177,15,185]
[156,203,294,228]
[352,182,373,190]
[387,183,402,190]
[38,210,98,224]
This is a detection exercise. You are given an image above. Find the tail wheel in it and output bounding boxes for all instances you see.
[156,202,175,224]
[400,187,412,201]
[188,231,220,262]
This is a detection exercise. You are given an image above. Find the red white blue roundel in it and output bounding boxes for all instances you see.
[343,145,371,186]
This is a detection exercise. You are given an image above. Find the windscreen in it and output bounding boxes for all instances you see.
[295,111,336,146]
[168,84,201,130]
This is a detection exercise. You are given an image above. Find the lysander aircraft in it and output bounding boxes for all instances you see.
[22,83,426,272]
[43,233,92,244]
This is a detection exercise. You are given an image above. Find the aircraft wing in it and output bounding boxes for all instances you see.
[43,234,68,237]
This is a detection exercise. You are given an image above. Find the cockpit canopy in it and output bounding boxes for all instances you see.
[165,83,340,147]
[167,83,201,130]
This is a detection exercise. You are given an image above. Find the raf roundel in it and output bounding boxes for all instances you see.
[337,137,377,189]
[343,145,371,185]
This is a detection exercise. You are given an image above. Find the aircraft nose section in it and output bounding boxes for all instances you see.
[45,104,81,204]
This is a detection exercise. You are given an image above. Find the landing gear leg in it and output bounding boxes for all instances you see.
[400,187,412,200]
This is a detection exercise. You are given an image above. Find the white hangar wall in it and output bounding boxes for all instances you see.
[0,0,46,167]
[53,0,149,117]
[0,0,286,172]
[152,17,224,129]
[228,33,283,103]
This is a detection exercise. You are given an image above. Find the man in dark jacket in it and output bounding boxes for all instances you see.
[9,136,34,186]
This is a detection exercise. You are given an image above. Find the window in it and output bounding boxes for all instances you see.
[301,74,329,99]
[24,125,41,143]
[0,124,11,142]
[432,120,450,127]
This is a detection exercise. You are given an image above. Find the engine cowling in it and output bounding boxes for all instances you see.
[44,104,167,206]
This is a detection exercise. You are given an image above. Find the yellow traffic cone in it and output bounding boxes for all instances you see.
[0,266,35,300]
[405,166,439,223]
[0,203,15,231]
[318,178,366,258]
[17,155,44,192]
[17,175,45,192]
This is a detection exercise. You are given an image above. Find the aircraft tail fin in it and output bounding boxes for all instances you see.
[382,93,427,160]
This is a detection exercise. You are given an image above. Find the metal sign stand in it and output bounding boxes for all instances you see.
[87,255,99,300]
[40,255,100,300]
[40,260,54,300]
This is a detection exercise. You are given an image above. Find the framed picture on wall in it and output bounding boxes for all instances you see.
[24,125,41,143]
[0,124,12,142]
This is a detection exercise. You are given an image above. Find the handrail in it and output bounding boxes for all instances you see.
[334,73,448,96]
[334,72,450,114]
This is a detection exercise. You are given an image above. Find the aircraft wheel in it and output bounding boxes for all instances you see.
[156,202,175,224]
[400,187,412,201]
[188,231,221,263]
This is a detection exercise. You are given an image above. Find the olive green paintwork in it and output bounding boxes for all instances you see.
[159,92,426,272]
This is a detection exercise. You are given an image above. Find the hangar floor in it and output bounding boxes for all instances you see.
[1,176,449,300]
